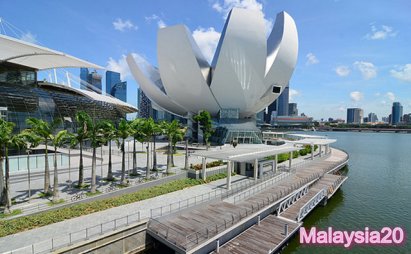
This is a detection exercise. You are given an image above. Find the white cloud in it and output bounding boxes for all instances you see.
[306,53,319,65]
[212,0,273,36]
[106,54,131,79]
[386,92,395,102]
[365,24,397,40]
[374,92,381,97]
[390,64,411,83]
[335,65,350,77]
[350,91,363,102]
[145,14,166,28]
[338,106,345,112]
[20,32,37,44]
[353,61,377,80]
[192,27,221,63]
[113,18,138,32]
[289,89,300,102]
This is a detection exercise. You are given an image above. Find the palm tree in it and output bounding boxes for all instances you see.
[116,119,132,185]
[0,120,26,213]
[26,118,61,195]
[88,120,106,193]
[130,118,145,175]
[0,119,14,206]
[160,120,180,174]
[50,130,72,201]
[72,111,92,187]
[141,118,156,178]
[100,120,117,181]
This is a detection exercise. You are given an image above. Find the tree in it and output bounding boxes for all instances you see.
[50,130,72,201]
[100,120,117,181]
[160,120,179,173]
[193,110,213,148]
[116,119,132,185]
[0,120,26,213]
[72,111,92,187]
[171,127,186,167]
[140,118,156,178]
[151,122,162,170]
[130,118,146,175]
[88,120,106,193]
[26,117,61,194]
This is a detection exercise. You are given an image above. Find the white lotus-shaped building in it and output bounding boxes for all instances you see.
[127,8,298,121]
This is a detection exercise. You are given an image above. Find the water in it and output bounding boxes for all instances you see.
[283,131,411,254]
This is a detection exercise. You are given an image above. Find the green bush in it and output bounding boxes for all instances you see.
[190,160,226,170]
[0,174,230,237]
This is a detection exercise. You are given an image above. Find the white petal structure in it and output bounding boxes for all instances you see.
[127,8,298,118]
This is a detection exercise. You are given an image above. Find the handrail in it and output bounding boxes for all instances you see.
[297,188,327,222]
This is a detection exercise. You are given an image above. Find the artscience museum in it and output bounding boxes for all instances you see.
[127,8,299,144]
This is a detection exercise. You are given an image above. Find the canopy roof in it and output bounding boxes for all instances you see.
[39,82,138,113]
[192,144,299,163]
[0,34,103,70]
[288,138,336,146]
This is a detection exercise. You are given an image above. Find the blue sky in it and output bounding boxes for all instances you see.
[1,0,411,120]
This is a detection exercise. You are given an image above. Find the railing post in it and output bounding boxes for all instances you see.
[216,239,220,253]
[127,215,129,225]
[284,223,289,236]
[114,219,117,229]
[69,233,72,245]
[257,215,261,226]
[86,228,89,239]
[32,244,35,254]
[100,223,103,234]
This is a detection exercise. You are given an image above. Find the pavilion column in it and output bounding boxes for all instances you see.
[311,144,314,160]
[254,158,258,180]
[289,151,293,169]
[226,160,232,190]
[259,159,263,179]
[319,145,322,157]
[202,158,207,181]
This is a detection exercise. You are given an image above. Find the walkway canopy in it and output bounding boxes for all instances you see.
[0,34,103,70]
[287,138,336,146]
[192,144,299,163]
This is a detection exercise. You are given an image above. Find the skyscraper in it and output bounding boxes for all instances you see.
[368,112,378,123]
[288,103,298,116]
[80,68,102,94]
[277,85,289,116]
[106,71,127,102]
[138,88,153,119]
[347,108,363,124]
[391,102,403,125]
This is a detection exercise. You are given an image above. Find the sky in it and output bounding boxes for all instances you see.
[1,0,411,120]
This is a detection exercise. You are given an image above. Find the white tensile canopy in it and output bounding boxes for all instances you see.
[0,34,103,70]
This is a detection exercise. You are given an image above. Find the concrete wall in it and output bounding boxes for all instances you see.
[55,221,152,254]
[187,165,227,180]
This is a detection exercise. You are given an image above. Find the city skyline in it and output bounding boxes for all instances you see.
[1,0,411,120]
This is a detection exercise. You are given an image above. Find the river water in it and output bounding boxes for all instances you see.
[283,131,411,254]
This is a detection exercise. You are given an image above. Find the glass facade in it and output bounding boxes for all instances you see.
[0,63,127,133]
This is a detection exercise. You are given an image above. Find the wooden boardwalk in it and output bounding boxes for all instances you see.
[212,216,301,254]
[147,148,349,253]
[279,174,346,221]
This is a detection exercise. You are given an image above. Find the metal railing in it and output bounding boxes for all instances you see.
[297,188,327,222]
[149,170,284,219]
[3,211,144,254]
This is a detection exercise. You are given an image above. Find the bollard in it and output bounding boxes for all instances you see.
[284,223,289,236]
[216,239,220,253]
[257,215,261,226]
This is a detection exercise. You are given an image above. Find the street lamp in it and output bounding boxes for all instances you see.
[26,145,32,202]
[184,135,189,170]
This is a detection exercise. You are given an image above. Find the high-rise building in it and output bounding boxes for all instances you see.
[277,85,289,116]
[80,68,102,94]
[391,102,403,125]
[403,113,411,124]
[288,103,298,116]
[138,88,153,119]
[368,112,378,123]
[346,108,363,124]
[106,71,127,102]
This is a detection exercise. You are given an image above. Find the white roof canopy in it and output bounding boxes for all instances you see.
[0,34,103,70]
[287,138,336,146]
[192,144,300,163]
